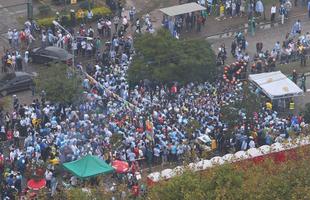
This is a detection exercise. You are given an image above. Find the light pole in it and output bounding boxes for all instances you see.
[27,0,33,19]
[52,20,75,67]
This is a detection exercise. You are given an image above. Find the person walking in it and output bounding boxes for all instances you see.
[299,45,306,66]
[270,4,277,23]
[7,29,13,46]
[255,0,264,17]
[279,4,286,24]
[301,73,306,92]
[113,16,120,33]
[292,69,298,84]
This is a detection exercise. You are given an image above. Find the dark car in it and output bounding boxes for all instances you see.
[30,46,73,65]
[0,72,35,97]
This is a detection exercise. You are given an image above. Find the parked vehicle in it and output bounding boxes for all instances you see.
[30,46,73,65]
[0,72,35,97]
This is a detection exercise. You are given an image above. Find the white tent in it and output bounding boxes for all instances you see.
[248,71,303,99]
[160,2,206,17]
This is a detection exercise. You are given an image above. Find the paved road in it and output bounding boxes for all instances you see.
[0,0,41,48]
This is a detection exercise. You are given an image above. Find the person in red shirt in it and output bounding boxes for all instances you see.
[6,129,13,141]
[171,84,177,94]
[0,153,4,174]
[131,183,139,197]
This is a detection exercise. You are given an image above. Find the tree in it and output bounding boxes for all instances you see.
[35,63,83,104]
[303,103,310,123]
[128,29,217,86]
[220,82,261,136]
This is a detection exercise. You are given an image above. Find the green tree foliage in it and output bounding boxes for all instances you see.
[148,147,310,200]
[128,29,217,85]
[303,103,310,123]
[35,63,82,104]
[220,82,261,136]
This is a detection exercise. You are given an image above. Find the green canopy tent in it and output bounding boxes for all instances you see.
[63,155,115,178]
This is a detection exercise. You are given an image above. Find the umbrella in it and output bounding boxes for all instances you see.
[112,160,129,173]
[27,179,46,191]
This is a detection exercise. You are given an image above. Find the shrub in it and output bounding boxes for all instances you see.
[36,6,111,28]
[79,0,94,10]
[61,15,70,27]
[304,103,310,123]
[92,7,112,20]
[38,4,51,16]
[37,17,55,27]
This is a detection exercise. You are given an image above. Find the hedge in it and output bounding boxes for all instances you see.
[37,17,55,28]
[37,6,111,28]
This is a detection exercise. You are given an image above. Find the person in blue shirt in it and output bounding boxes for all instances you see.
[170,143,177,162]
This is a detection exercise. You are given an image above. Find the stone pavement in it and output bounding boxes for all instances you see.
[0,0,40,48]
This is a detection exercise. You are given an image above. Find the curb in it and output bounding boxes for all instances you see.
[206,12,307,40]
[206,21,281,39]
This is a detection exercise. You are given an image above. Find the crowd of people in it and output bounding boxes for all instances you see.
[0,3,309,200]
[214,19,309,90]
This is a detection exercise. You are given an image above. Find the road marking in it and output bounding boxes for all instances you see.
[9,9,26,15]
[0,3,10,12]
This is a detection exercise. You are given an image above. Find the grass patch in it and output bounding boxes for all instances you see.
[16,16,26,25]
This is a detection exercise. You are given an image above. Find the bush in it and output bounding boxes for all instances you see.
[304,103,310,123]
[38,4,51,16]
[37,17,55,27]
[79,0,94,10]
[36,6,111,28]
[61,15,70,27]
[92,7,112,19]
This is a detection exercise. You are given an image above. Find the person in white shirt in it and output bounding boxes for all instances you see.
[45,170,53,188]
[106,19,112,37]
[7,29,13,46]
[86,41,93,57]
[11,53,16,70]
[248,137,256,148]
[27,34,35,49]
[41,31,47,47]
[13,129,20,147]
[122,16,128,32]
[270,4,277,22]
[87,10,93,21]
[97,20,103,36]
[81,39,87,56]
[12,29,19,49]
[72,39,78,56]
